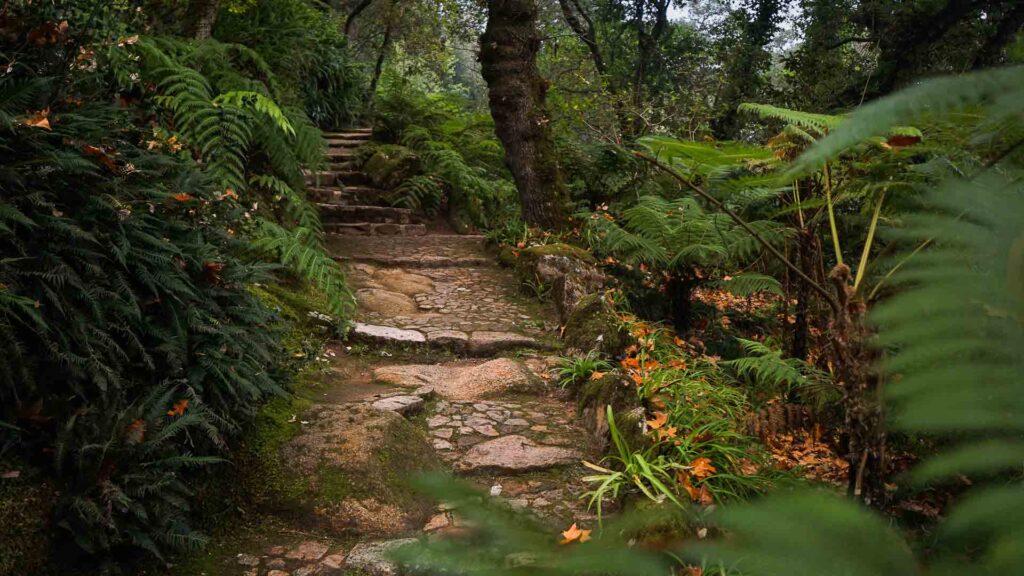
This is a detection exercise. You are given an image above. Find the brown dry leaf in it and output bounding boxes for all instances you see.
[127,419,146,444]
[166,398,189,417]
[22,109,52,130]
[677,471,699,501]
[689,457,717,479]
[646,411,668,430]
[560,523,592,544]
[656,426,678,441]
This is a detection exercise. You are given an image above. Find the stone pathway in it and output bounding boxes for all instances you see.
[200,130,599,576]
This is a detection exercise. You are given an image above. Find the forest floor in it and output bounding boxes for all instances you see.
[177,166,595,575]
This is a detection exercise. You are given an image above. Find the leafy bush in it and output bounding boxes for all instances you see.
[0,3,360,567]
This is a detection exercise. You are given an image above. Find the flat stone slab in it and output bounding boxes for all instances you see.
[285,541,330,562]
[356,288,419,315]
[468,331,541,356]
[371,394,425,416]
[373,358,541,401]
[345,539,418,576]
[457,435,581,473]
[425,329,469,351]
[351,323,425,344]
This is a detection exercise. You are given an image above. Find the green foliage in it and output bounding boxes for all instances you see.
[723,339,835,410]
[369,76,518,228]
[555,352,614,390]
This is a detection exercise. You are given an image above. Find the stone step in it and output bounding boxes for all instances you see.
[325,222,427,236]
[334,170,372,186]
[324,131,372,140]
[348,323,548,356]
[317,203,412,224]
[333,253,492,268]
[326,139,366,147]
[309,186,386,204]
[326,148,356,160]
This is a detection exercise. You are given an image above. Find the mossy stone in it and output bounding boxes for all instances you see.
[563,293,630,357]
[361,145,420,190]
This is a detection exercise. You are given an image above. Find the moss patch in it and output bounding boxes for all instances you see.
[563,293,631,357]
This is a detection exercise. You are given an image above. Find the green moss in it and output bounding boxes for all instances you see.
[361,145,420,190]
[563,293,630,356]
[519,243,596,264]
[0,465,55,576]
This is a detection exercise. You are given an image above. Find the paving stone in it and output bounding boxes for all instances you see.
[468,331,540,355]
[431,427,454,439]
[267,571,289,576]
[267,559,286,569]
[458,435,581,473]
[425,329,469,350]
[345,539,418,576]
[473,424,500,437]
[321,553,346,571]
[371,394,424,416]
[237,553,260,567]
[286,541,330,562]
[373,358,540,401]
[267,545,287,556]
[433,439,454,450]
[427,415,450,428]
[294,566,322,576]
[505,418,530,427]
[350,322,425,344]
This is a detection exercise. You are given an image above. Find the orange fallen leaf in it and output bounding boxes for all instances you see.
[22,109,51,130]
[646,411,668,429]
[689,457,717,479]
[173,193,195,202]
[127,419,146,444]
[677,471,699,501]
[589,371,605,381]
[167,398,189,417]
[560,523,592,544]
[656,426,678,441]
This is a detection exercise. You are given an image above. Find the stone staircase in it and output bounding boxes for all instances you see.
[306,128,427,237]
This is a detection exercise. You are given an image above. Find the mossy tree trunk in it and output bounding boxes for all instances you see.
[480,0,570,229]
[192,0,220,40]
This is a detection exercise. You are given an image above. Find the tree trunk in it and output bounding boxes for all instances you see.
[480,0,570,229]
[828,263,887,507]
[192,0,220,40]
[344,0,375,38]
[667,274,697,334]
[557,0,605,74]
[365,23,392,109]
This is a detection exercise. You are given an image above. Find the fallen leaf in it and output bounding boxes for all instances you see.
[22,109,51,130]
[589,371,605,381]
[167,398,189,417]
[127,419,145,444]
[646,411,668,429]
[656,426,678,441]
[690,457,717,479]
[560,523,592,544]
[886,134,921,149]
[173,193,195,202]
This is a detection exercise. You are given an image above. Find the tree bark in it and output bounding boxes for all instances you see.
[344,0,375,38]
[630,0,670,135]
[365,23,392,108]
[558,0,605,74]
[192,0,220,40]
[480,0,570,229]
[828,264,887,507]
